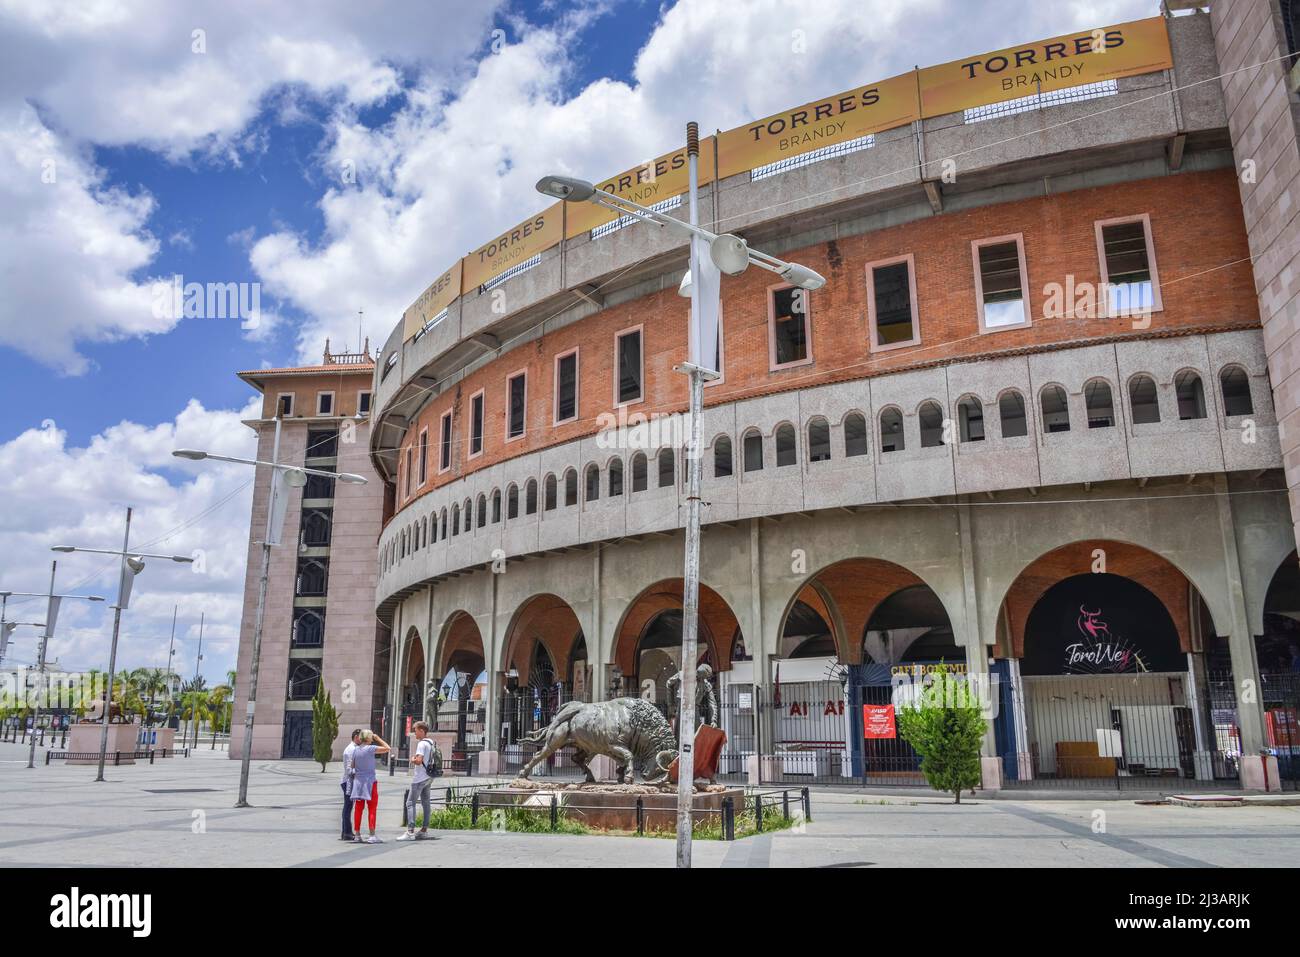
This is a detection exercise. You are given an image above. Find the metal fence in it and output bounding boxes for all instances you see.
[1261,671,1300,791]
[998,670,1242,791]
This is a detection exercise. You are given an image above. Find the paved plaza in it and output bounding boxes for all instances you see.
[3,743,1299,868]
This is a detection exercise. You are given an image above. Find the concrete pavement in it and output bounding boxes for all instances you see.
[2,742,1298,867]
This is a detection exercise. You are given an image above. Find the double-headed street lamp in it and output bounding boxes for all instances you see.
[53,505,195,782]
[174,417,367,807]
[538,126,825,869]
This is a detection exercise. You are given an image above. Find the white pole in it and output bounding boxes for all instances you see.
[95,506,132,782]
[236,415,281,807]
[675,120,705,869]
[192,612,205,750]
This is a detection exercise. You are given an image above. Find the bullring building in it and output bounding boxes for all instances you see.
[355,8,1300,789]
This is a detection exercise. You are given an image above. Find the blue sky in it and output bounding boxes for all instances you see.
[0,0,1155,682]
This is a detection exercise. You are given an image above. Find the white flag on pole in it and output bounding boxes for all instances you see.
[689,234,721,376]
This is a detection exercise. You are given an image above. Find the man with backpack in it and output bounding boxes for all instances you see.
[398,720,439,841]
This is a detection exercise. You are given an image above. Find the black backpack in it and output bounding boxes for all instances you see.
[428,742,443,778]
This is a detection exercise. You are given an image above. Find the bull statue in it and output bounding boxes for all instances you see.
[517,698,678,785]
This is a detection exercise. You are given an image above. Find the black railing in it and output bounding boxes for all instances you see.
[46,748,189,764]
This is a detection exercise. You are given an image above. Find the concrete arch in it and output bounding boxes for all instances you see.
[773,557,951,666]
[499,593,585,687]
[993,539,1220,660]
[433,609,486,681]
[610,578,741,679]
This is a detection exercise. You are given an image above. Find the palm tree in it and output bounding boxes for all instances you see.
[207,681,234,735]
[180,690,211,747]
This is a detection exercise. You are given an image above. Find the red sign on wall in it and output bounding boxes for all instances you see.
[863,704,896,739]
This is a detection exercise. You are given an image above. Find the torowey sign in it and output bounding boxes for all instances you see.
[401,16,1173,341]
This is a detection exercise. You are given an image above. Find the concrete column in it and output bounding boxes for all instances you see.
[482,573,502,769]
[591,543,606,701]
[956,501,996,757]
[748,519,770,758]
[1214,475,1272,787]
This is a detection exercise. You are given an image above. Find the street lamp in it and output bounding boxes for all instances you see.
[53,506,195,782]
[538,125,823,870]
[8,566,106,768]
[174,422,367,807]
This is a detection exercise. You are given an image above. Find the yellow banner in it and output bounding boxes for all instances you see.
[403,258,463,341]
[462,204,563,291]
[565,139,717,238]
[919,17,1171,118]
[717,72,920,180]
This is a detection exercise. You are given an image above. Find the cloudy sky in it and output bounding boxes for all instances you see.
[0,0,1155,682]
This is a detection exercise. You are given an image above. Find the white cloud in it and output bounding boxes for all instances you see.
[0,0,502,372]
[244,0,1157,361]
[0,398,261,681]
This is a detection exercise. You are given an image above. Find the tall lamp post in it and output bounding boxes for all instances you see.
[53,506,195,782]
[174,418,368,807]
[537,124,824,868]
[20,563,105,768]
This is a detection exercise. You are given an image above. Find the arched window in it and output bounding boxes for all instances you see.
[464,499,473,531]
[525,479,538,515]
[1084,379,1115,428]
[507,484,519,520]
[421,517,428,547]
[880,407,904,452]
[742,430,764,472]
[564,469,578,506]
[1175,370,1207,420]
[296,559,328,596]
[429,513,437,545]
[956,396,984,442]
[476,495,486,529]
[300,509,332,547]
[807,418,831,462]
[585,464,600,502]
[292,609,324,648]
[631,453,648,492]
[1220,366,1253,416]
[844,413,868,457]
[714,436,733,478]
[1129,375,1160,424]
[452,503,460,535]
[998,391,1027,438]
[544,474,557,511]
[918,401,943,447]
[658,449,675,488]
[775,424,797,466]
[492,489,502,523]
[609,458,624,496]
[287,661,322,701]
[440,508,447,539]
[1040,385,1070,433]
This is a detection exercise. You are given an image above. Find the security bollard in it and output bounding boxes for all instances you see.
[755,795,764,832]
[470,792,479,826]
[550,793,558,831]
[783,790,790,820]
[802,786,812,822]
[636,797,644,835]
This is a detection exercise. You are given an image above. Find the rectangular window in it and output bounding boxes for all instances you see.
[972,235,1030,332]
[469,389,485,458]
[866,255,919,351]
[357,391,371,416]
[554,349,578,423]
[1095,214,1161,316]
[276,393,294,417]
[316,392,334,416]
[768,285,812,368]
[615,327,643,405]
[404,446,413,499]
[438,411,452,473]
[417,429,428,486]
[506,371,527,440]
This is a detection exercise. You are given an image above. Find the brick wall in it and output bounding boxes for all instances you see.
[391,169,1257,521]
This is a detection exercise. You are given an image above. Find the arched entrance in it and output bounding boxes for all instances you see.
[431,611,487,772]
[771,560,961,786]
[396,627,425,755]
[996,541,1237,790]
[499,594,586,775]
[1260,552,1300,790]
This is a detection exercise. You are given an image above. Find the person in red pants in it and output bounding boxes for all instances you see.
[349,730,390,843]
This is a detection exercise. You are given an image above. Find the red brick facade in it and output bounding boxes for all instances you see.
[390,168,1257,522]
